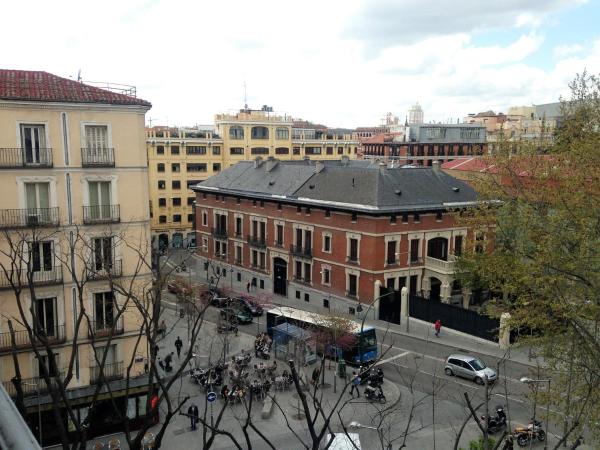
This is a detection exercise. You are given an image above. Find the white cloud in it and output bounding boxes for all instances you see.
[0,0,595,128]
[554,43,585,57]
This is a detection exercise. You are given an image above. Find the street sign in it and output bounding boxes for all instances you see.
[207,391,217,403]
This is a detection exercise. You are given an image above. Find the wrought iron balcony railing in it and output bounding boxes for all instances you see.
[0,147,53,168]
[81,147,115,167]
[90,361,124,384]
[0,207,59,228]
[0,266,63,290]
[83,204,120,224]
[211,227,228,239]
[88,319,124,339]
[85,259,122,281]
[0,324,66,352]
[290,245,312,258]
[2,371,66,397]
[247,235,266,248]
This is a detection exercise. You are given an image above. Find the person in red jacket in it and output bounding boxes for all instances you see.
[434,319,442,338]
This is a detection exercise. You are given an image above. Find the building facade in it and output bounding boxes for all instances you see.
[0,70,153,444]
[193,158,479,322]
[148,107,360,248]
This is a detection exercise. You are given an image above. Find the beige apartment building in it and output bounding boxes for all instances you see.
[0,70,153,444]
[147,107,359,249]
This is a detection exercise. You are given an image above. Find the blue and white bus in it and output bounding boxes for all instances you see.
[266,306,378,365]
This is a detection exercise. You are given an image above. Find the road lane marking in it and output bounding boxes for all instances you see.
[375,351,411,366]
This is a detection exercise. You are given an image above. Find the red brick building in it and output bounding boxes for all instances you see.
[193,157,477,319]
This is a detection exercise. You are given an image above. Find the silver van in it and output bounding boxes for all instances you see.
[444,354,497,384]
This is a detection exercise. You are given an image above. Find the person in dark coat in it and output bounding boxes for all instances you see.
[187,404,199,430]
[175,336,183,358]
[311,367,321,388]
[165,352,173,372]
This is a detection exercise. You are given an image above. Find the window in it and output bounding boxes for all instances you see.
[387,241,397,264]
[172,180,181,189]
[304,263,311,283]
[296,290,301,299]
[323,234,331,252]
[229,126,244,139]
[304,293,310,302]
[237,272,241,282]
[186,213,193,223]
[390,215,396,224]
[172,197,181,206]
[212,146,221,155]
[321,267,330,285]
[157,163,165,172]
[475,232,485,254]
[159,215,166,223]
[158,198,166,207]
[251,126,269,139]
[401,213,409,223]
[351,212,357,223]
[187,197,195,206]
[186,146,206,155]
[348,274,357,297]
[275,147,289,155]
[251,147,269,155]
[94,292,115,329]
[260,200,265,208]
[230,147,244,155]
[187,163,207,172]
[213,163,221,172]
[235,217,242,236]
[275,224,283,246]
[305,207,310,215]
[171,163,180,173]
[277,203,282,210]
[276,127,289,139]
[323,298,329,309]
[413,213,420,223]
[337,147,343,155]
[348,238,359,262]
[326,146,333,155]
[202,211,208,226]
[305,147,321,155]
[454,235,463,256]
[171,146,180,155]
[37,352,60,377]
[259,279,264,289]
[325,210,331,218]
[25,182,50,211]
[93,237,113,271]
[410,239,420,263]
[235,246,242,263]
[436,211,443,221]
[29,241,53,272]
[84,125,108,151]
[156,145,164,155]
[158,180,165,190]
[293,147,300,155]
[36,297,57,336]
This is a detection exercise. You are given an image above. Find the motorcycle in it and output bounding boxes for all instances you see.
[514,419,546,447]
[217,322,238,335]
[481,406,507,434]
[364,385,386,403]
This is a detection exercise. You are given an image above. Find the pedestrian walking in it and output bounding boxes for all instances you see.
[175,336,183,358]
[311,366,321,388]
[159,319,167,338]
[165,352,173,372]
[434,319,441,338]
[349,371,360,397]
[187,403,199,430]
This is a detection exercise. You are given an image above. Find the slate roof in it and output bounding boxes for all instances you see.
[0,70,151,107]
[194,159,477,213]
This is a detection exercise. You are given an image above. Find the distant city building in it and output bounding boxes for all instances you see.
[408,102,424,125]
[147,107,359,248]
[193,158,477,312]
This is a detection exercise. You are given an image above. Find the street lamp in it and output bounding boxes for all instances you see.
[520,377,551,450]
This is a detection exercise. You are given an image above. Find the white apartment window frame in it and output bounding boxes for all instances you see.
[345,268,360,299]
[81,175,119,208]
[201,210,208,227]
[234,244,243,264]
[234,213,244,237]
[16,176,58,209]
[274,220,285,245]
[384,235,400,266]
[346,232,361,263]
[321,264,331,286]
[80,121,113,150]
[22,286,65,332]
[322,232,332,253]
[85,231,122,270]
[202,237,208,251]
[16,120,51,154]
[87,285,120,330]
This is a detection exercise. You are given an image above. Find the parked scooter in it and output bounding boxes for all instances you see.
[364,384,386,403]
[481,405,507,434]
[514,419,546,447]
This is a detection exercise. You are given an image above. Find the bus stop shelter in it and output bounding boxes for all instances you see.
[272,323,317,366]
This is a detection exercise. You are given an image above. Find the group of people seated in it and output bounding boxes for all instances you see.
[254,333,272,358]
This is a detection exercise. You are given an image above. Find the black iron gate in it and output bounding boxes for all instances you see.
[378,287,400,324]
[408,295,500,342]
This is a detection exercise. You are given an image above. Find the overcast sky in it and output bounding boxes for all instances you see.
[3,0,600,128]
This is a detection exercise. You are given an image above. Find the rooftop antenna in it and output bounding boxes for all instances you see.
[77,69,82,82]
[244,81,248,109]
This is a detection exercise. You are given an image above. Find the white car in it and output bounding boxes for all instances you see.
[445,354,497,384]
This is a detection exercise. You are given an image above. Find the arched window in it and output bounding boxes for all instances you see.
[251,126,269,139]
[229,126,244,139]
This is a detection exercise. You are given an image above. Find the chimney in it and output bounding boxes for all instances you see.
[432,160,440,172]
[266,156,278,172]
[254,156,263,169]
[315,160,325,173]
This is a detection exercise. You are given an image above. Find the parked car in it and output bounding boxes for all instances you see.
[232,297,263,316]
[210,295,231,308]
[167,280,192,296]
[220,307,253,325]
[444,354,497,384]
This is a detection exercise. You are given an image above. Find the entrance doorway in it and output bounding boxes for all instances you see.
[273,257,287,296]
[158,234,169,251]
[172,233,183,248]
[430,277,442,301]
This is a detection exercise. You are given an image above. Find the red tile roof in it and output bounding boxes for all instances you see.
[441,157,495,172]
[0,70,151,107]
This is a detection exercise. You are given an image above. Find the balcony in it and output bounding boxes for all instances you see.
[83,205,120,224]
[81,147,115,167]
[2,371,66,398]
[247,235,267,248]
[293,276,311,285]
[86,260,122,281]
[0,207,59,228]
[88,319,124,339]
[0,148,53,168]
[90,361,124,384]
[273,240,284,248]
[346,255,359,265]
[0,266,63,290]
[250,263,267,273]
[425,255,456,274]
[290,245,312,258]
[211,227,228,239]
[0,325,66,353]
[409,257,424,267]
